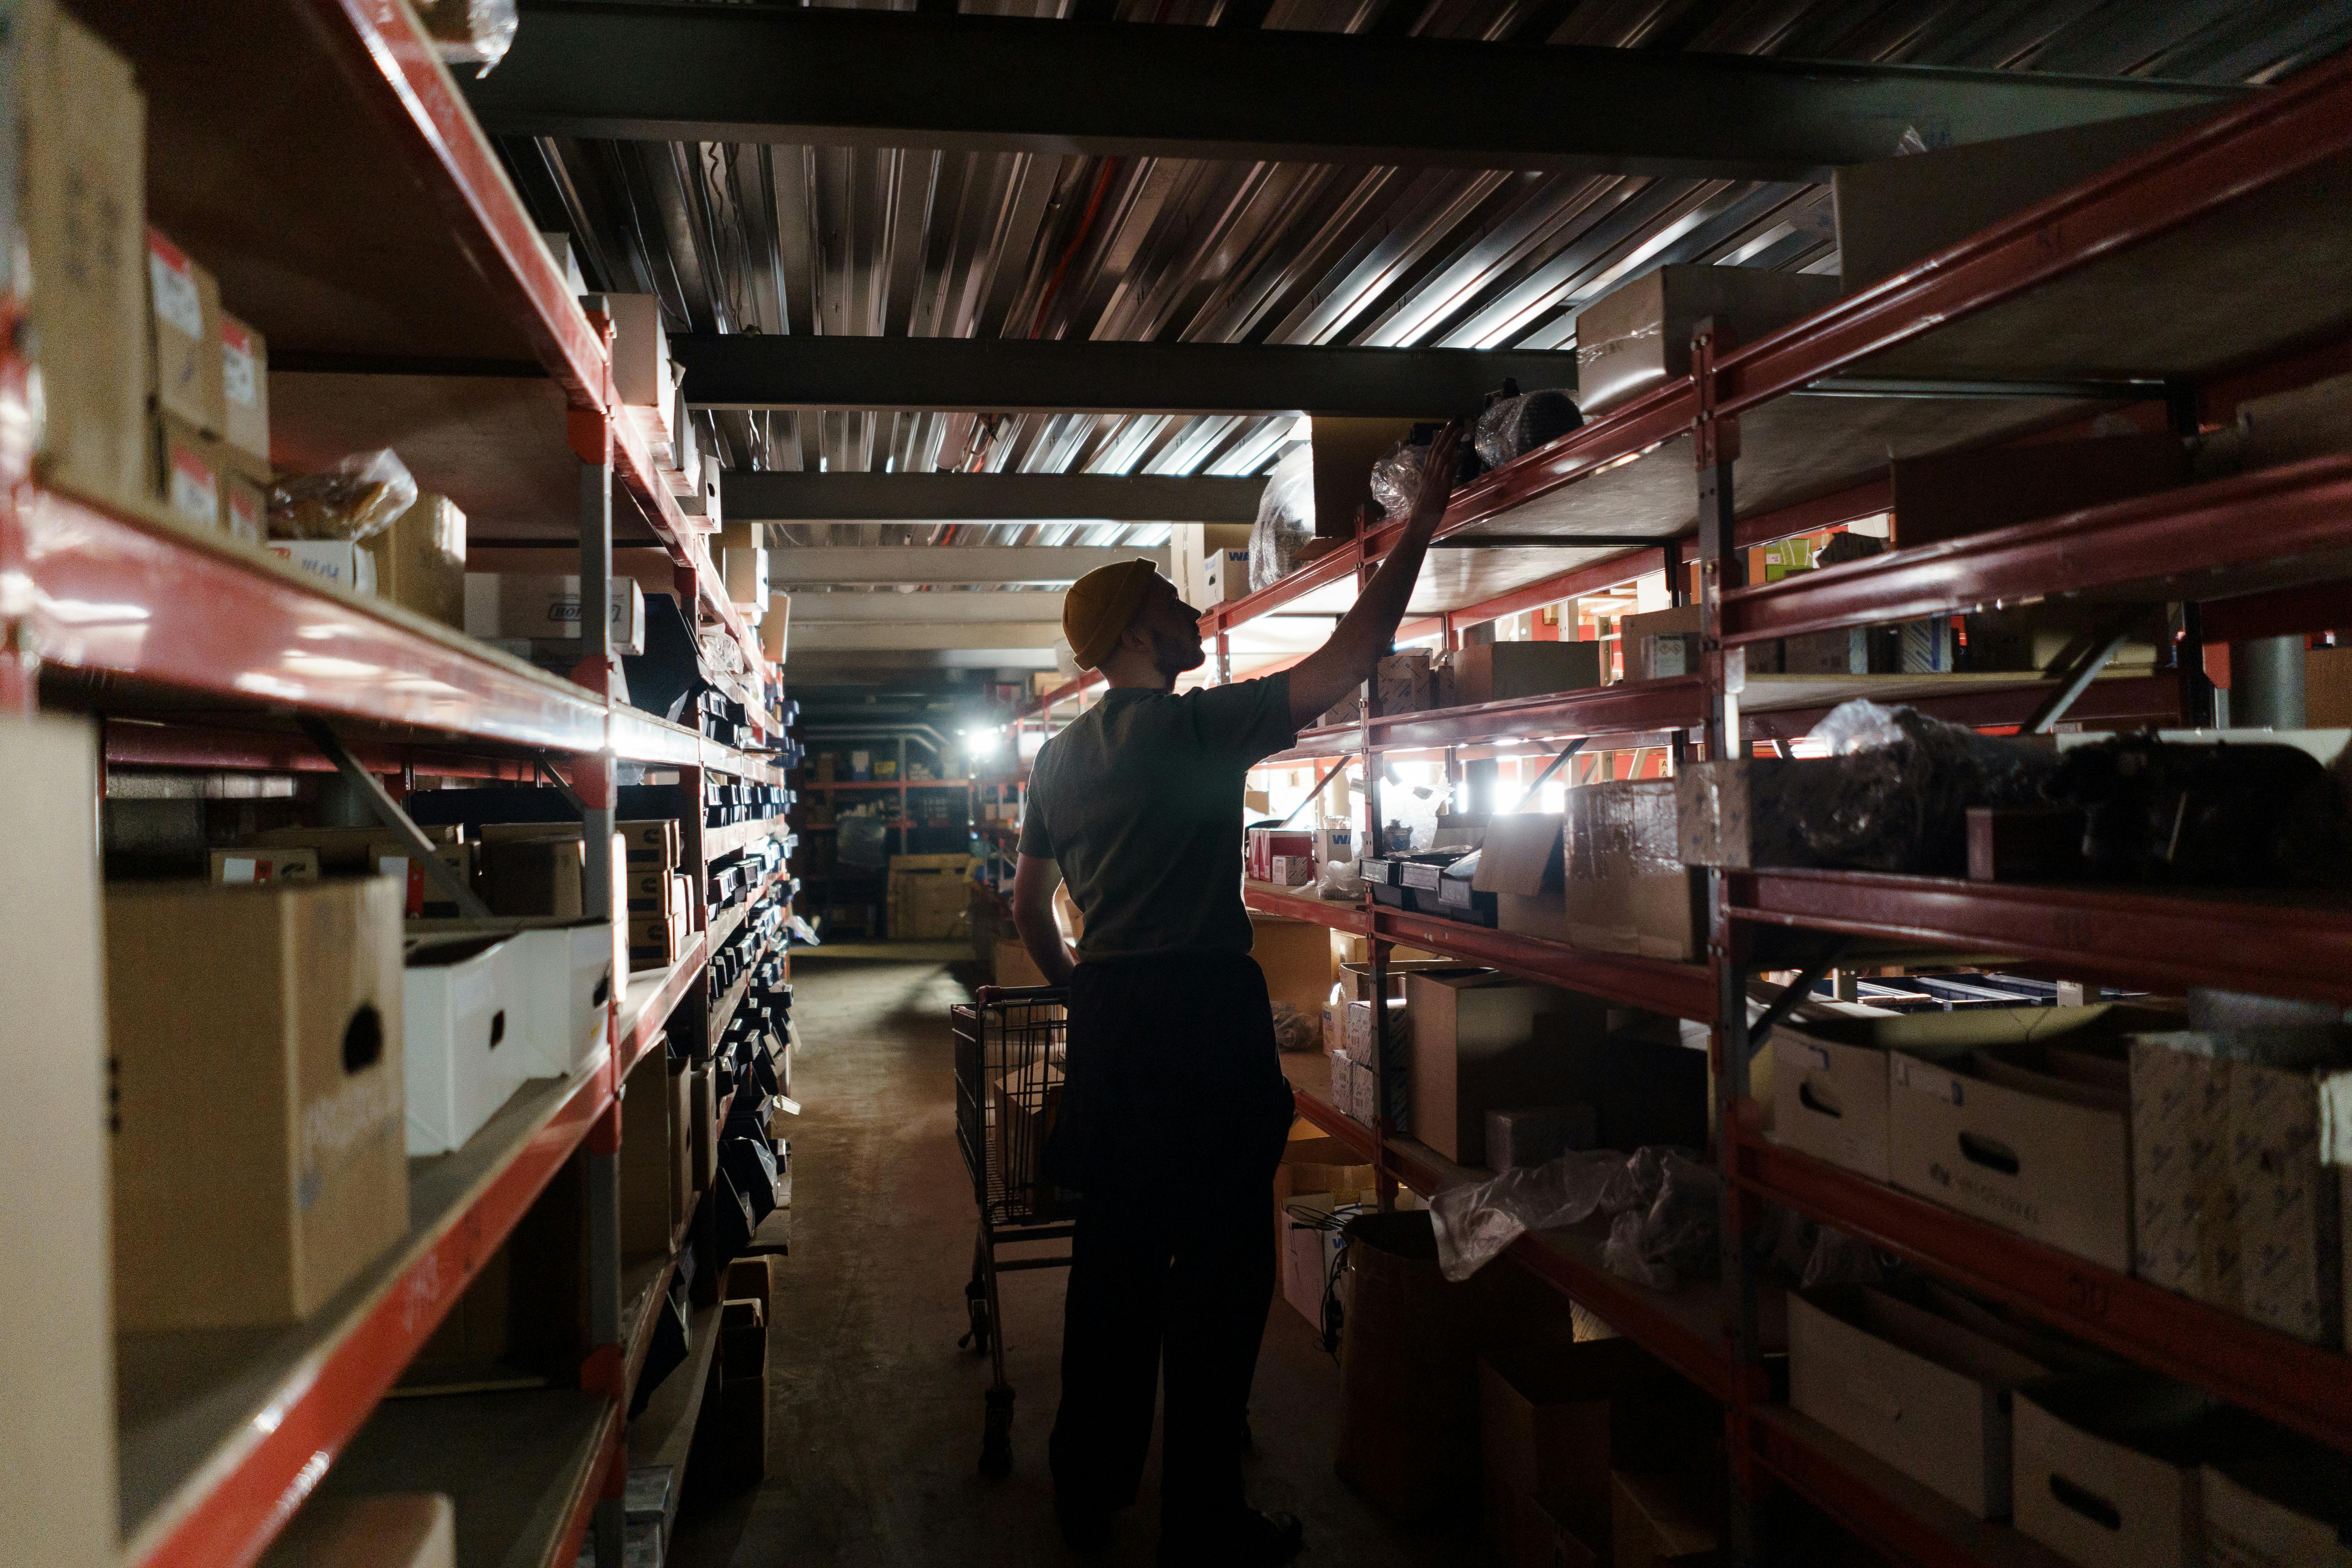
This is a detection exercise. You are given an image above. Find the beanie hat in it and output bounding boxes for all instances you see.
[1062,559,1161,670]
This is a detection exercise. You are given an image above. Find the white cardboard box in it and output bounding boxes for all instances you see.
[1788,1288,2048,1519]
[463,572,646,656]
[404,934,526,1155]
[606,293,673,439]
[267,539,377,595]
[1201,547,1252,604]
[2201,1460,2352,1568]
[2013,1379,2211,1568]
[1887,1039,2134,1272]
[510,921,616,1079]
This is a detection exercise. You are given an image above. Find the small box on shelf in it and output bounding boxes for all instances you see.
[267,538,377,595]
[1449,641,1602,707]
[404,932,527,1156]
[1573,264,1837,416]
[374,494,468,630]
[146,226,224,435]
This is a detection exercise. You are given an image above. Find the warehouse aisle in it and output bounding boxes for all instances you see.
[666,954,1454,1568]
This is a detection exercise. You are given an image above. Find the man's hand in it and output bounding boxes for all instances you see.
[1010,853,1078,986]
[1286,421,1463,728]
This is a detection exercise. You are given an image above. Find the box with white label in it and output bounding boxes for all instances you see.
[209,846,319,885]
[403,934,526,1156]
[509,920,617,1078]
[463,572,644,655]
[146,226,222,432]
[218,310,269,466]
[154,412,221,531]
[268,539,377,595]
[1201,547,1252,604]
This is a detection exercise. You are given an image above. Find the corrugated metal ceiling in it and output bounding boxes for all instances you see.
[494,0,2348,564]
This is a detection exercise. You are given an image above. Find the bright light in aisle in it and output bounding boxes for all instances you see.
[960,727,1002,758]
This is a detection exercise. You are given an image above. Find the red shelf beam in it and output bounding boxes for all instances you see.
[132,1062,613,1568]
[1731,867,2352,1007]
[1740,1140,2352,1453]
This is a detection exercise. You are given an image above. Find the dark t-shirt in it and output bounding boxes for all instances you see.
[1018,675,1297,961]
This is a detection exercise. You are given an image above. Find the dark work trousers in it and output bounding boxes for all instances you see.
[1044,952,1296,1539]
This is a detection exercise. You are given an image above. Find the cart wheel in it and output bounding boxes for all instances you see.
[980,1387,1016,1478]
[958,1278,992,1353]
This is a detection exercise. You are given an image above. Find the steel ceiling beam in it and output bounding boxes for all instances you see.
[769,546,1169,584]
[792,592,1069,624]
[474,4,2240,181]
[726,472,1262,522]
[791,621,1067,651]
[673,334,1573,414]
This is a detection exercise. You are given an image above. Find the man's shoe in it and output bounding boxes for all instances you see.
[1156,1508,1304,1567]
[1056,1495,1114,1556]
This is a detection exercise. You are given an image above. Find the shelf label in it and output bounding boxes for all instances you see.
[1891,1055,1964,1107]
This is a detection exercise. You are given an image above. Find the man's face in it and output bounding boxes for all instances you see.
[1127,575,1206,679]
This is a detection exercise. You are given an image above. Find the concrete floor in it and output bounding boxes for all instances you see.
[668,951,1470,1568]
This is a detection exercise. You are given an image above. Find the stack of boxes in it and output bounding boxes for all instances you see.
[624,820,689,968]
[144,227,273,546]
[887,854,972,939]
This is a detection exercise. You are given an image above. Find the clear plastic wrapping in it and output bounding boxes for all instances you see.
[1600,1151,1719,1291]
[1795,699,2057,874]
[413,0,519,70]
[1473,389,1581,468]
[1317,855,1366,901]
[1369,440,1426,522]
[1626,782,1683,877]
[1270,1001,1319,1053]
[267,449,417,542]
[1428,1143,1702,1283]
[1249,445,1316,592]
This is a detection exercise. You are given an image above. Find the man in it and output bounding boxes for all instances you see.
[1010,423,1461,1565]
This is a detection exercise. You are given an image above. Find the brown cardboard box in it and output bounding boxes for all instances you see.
[218,311,270,467]
[480,837,584,919]
[365,840,474,918]
[223,469,267,544]
[1405,969,1606,1165]
[1835,107,2213,292]
[1563,782,1702,960]
[625,869,671,913]
[889,869,969,939]
[691,1065,719,1198]
[1452,642,1603,707]
[258,1495,455,1568]
[1893,433,2190,550]
[1481,1339,1699,1563]
[1575,266,1838,417]
[619,1050,674,1258]
[373,494,467,630]
[245,823,459,873]
[24,5,149,517]
[1252,914,1334,1022]
[623,819,682,867]
[146,228,224,434]
[209,846,320,885]
[1609,1472,1718,1568]
[666,1062,693,1234]
[2,715,119,1568]
[1888,1036,2134,1271]
[628,913,679,963]
[1475,813,1572,943]
[991,1062,1063,1213]
[154,412,223,532]
[1619,607,1702,685]
[760,592,790,664]
[992,936,1049,988]
[1789,1287,2050,1519]
[106,878,408,1329]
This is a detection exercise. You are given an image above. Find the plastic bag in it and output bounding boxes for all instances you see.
[413,0,519,70]
[1270,1000,1319,1053]
[1317,856,1366,901]
[1799,1223,1888,1290]
[1473,389,1581,468]
[267,450,417,542]
[1796,699,2056,874]
[1249,446,1315,592]
[1429,1149,1622,1282]
[1599,1151,1720,1291]
[1369,440,1425,521]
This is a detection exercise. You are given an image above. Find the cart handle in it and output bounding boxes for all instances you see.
[973,984,1072,1004]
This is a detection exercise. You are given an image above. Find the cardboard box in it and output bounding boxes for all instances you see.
[2130,1031,2351,1346]
[1247,828,1313,882]
[1893,433,2190,550]
[1404,968,1604,1165]
[722,546,768,610]
[149,410,223,534]
[992,937,1049,989]
[403,933,526,1156]
[1171,524,1254,606]
[622,819,682,867]
[1477,812,1572,943]
[1620,607,1702,685]
[1452,642,1603,707]
[1773,1004,2161,1187]
[1374,648,1437,716]
[106,878,408,1328]
[368,839,475,918]
[607,294,673,436]
[245,823,459,872]
[374,494,467,630]
[258,1495,456,1568]
[1888,1037,2134,1272]
[1201,547,1252,604]
[506,920,615,1078]
[1515,1492,1599,1568]
[761,592,790,664]
[267,539,377,596]
[1481,1340,1698,1563]
[619,1053,675,1258]
[1563,782,1701,960]
[2201,1457,2352,1568]
[991,1062,1063,1212]
[1789,1287,2049,1519]
[22,5,150,516]
[666,1061,693,1233]
[2012,1376,2221,1568]
[463,573,646,655]
[224,470,267,544]
[479,836,584,919]
[210,846,320,885]
[1608,1471,1718,1568]
[147,227,224,433]
[1486,1105,1596,1169]
[1835,107,2212,293]
[1575,265,1838,416]
[2,714,120,1568]
[1252,914,1334,1021]
[218,311,270,466]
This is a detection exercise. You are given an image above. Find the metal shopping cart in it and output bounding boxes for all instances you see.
[951,984,1077,1477]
